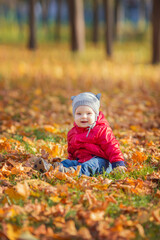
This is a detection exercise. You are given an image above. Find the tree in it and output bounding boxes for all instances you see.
[28,0,37,50]
[103,0,114,57]
[113,0,121,40]
[41,0,49,27]
[68,0,85,51]
[92,0,99,45]
[55,0,62,41]
[152,0,160,64]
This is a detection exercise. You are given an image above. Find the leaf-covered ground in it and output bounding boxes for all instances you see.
[0,43,160,240]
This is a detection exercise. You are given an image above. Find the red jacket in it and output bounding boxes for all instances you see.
[67,112,125,169]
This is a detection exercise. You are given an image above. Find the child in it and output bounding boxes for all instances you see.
[34,92,126,176]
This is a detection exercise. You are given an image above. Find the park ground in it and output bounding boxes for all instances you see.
[0,42,160,240]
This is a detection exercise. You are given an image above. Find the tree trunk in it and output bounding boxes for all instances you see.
[42,0,48,26]
[139,0,145,23]
[55,0,62,41]
[103,0,113,57]
[68,0,85,51]
[152,0,160,64]
[28,0,37,50]
[93,0,99,44]
[114,0,120,40]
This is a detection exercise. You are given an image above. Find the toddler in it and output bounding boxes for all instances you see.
[34,92,126,176]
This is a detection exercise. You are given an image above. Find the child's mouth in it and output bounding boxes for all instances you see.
[81,121,88,123]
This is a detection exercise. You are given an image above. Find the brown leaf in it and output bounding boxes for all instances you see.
[33,224,46,236]
[155,189,160,198]
[138,210,150,224]
[63,220,77,236]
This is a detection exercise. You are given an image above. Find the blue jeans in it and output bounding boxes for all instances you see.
[61,157,112,177]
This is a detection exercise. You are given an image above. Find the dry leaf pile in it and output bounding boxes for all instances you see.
[0,45,160,240]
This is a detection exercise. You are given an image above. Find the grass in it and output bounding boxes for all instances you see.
[0,17,150,45]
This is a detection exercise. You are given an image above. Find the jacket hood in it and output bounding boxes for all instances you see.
[96,111,110,127]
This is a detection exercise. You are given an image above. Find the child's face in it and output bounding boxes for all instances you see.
[74,106,96,128]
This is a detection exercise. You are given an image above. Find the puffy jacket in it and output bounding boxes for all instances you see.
[67,111,125,169]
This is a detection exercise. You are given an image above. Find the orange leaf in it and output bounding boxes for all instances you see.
[77,227,92,240]
[152,208,160,223]
[44,125,58,133]
[1,163,11,176]
[132,151,147,164]
[54,171,76,183]
[0,208,5,220]
[0,140,11,151]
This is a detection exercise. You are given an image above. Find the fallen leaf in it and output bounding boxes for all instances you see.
[15,181,30,199]
[17,231,38,240]
[152,208,160,223]
[6,224,21,240]
[63,220,77,236]
[136,224,146,238]
[77,227,92,240]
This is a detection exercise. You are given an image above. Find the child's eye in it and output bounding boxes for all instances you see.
[76,113,81,115]
[87,112,91,115]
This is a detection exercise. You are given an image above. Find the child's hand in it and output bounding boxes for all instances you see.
[112,166,127,173]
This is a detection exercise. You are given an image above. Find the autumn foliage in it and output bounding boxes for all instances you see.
[0,44,159,240]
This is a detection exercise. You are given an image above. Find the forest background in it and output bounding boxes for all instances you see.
[0,1,160,240]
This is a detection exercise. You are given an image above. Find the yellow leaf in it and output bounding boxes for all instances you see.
[4,188,23,204]
[6,208,19,219]
[15,181,30,199]
[41,144,59,158]
[4,182,30,204]
[50,196,61,203]
[6,224,21,240]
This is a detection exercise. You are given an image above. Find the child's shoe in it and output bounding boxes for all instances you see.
[33,157,61,173]
[33,157,75,174]
[33,157,51,173]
